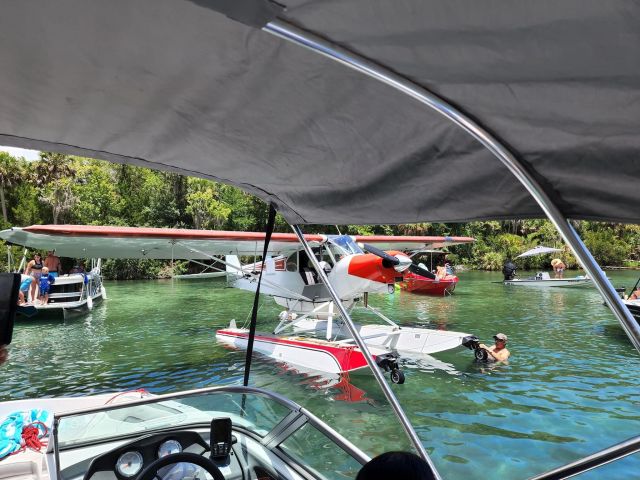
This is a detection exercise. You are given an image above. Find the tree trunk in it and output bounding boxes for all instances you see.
[0,183,7,223]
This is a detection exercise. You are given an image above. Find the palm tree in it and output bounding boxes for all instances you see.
[0,152,23,223]
[32,152,77,224]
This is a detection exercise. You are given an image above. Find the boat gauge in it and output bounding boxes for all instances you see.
[116,451,144,478]
[157,439,182,458]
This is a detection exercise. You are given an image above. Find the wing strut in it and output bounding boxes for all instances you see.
[243,204,277,386]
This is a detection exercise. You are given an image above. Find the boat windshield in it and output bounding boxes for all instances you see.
[326,235,363,256]
[55,390,293,449]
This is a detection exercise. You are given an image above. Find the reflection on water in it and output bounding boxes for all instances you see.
[1,272,640,479]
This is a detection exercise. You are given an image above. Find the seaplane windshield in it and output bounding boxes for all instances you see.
[55,390,292,449]
[327,235,363,256]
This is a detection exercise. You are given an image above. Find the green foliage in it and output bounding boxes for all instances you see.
[101,259,168,280]
[583,228,631,266]
[0,150,638,279]
[185,178,231,229]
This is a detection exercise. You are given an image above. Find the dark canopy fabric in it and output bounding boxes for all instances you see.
[1,1,638,225]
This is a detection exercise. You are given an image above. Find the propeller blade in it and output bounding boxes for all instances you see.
[408,263,436,280]
[362,243,400,268]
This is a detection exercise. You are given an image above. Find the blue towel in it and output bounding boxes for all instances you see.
[0,409,49,459]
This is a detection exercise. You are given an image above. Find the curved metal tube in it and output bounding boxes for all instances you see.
[264,20,640,352]
[529,435,640,480]
[292,225,439,478]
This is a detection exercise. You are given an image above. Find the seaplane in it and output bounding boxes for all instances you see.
[1,1,639,479]
[0,225,477,384]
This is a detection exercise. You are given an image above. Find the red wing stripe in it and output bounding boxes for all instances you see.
[22,225,324,242]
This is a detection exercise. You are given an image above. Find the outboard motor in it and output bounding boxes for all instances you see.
[462,335,489,362]
[502,260,517,281]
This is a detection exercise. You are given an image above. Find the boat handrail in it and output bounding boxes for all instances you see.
[529,434,640,480]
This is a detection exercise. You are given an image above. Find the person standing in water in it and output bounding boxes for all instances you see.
[479,333,510,362]
[551,258,566,279]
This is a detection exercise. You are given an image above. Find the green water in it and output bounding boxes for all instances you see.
[1,271,639,479]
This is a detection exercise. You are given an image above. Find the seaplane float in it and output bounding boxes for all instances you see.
[501,246,593,288]
[1,1,640,478]
[0,225,479,384]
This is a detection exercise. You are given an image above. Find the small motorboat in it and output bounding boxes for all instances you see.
[501,246,593,288]
[623,277,640,324]
[503,271,592,288]
[400,270,458,295]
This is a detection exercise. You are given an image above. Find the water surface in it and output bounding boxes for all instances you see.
[1,270,639,479]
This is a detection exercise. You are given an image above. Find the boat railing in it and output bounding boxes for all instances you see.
[529,434,640,480]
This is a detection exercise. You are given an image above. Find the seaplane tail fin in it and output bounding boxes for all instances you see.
[225,255,243,278]
[229,319,237,329]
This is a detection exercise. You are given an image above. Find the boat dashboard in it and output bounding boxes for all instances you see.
[49,387,368,480]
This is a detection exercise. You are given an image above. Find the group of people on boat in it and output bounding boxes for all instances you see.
[18,251,86,305]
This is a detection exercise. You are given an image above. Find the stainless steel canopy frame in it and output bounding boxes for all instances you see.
[268,18,640,479]
[292,225,439,478]
[264,19,640,353]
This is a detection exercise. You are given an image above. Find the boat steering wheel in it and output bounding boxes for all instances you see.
[135,452,225,480]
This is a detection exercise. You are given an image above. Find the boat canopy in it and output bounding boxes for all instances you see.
[1,1,639,225]
[0,225,474,259]
[516,246,563,258]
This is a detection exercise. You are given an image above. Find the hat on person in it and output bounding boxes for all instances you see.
[494,333,508,342]
[551,258,562,266]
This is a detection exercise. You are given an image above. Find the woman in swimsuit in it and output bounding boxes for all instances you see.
[25,253,44,299]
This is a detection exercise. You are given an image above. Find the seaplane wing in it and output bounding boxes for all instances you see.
[0,225,324,259]
[0,226,474,260]
[353,235,474,252]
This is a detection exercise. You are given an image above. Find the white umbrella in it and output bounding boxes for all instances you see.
[516,246,562,258]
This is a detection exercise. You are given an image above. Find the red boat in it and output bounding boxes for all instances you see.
[400,271,459,295]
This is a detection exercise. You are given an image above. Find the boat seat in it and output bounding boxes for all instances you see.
[0,450,47,480]
[302,268,316,285]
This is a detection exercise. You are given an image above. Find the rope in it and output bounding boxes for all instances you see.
[104,388,150,404]
[10,421,48,455]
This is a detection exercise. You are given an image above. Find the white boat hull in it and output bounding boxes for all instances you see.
[504,277,592,288]
[623,299,640,323]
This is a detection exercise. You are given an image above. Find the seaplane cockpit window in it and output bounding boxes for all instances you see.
[286,252,298,272]
[327,235,363,257]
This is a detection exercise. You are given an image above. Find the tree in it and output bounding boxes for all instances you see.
[32,152,77,224]
[186,178,231,229]
[0,152,22,224]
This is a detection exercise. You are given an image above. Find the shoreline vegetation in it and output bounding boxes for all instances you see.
[2,151,639,280]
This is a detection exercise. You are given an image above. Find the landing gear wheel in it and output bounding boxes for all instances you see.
[135,452,225,480]
[390,368,405,384]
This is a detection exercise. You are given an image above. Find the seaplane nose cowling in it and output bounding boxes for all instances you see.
[347,252,406,285]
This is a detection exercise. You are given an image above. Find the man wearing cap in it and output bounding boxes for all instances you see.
[479,333,510,362]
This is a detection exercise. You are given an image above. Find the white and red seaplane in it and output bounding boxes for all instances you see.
[0,225,477,383]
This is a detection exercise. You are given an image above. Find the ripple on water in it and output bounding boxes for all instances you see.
[1,274,639,479]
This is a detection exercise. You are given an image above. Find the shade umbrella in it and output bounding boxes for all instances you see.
[516,246,562,258]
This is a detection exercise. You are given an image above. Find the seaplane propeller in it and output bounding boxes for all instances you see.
[362,243,436,280]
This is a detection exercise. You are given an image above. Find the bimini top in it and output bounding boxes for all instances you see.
[0,225,474,259]
[1,1,639,225]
